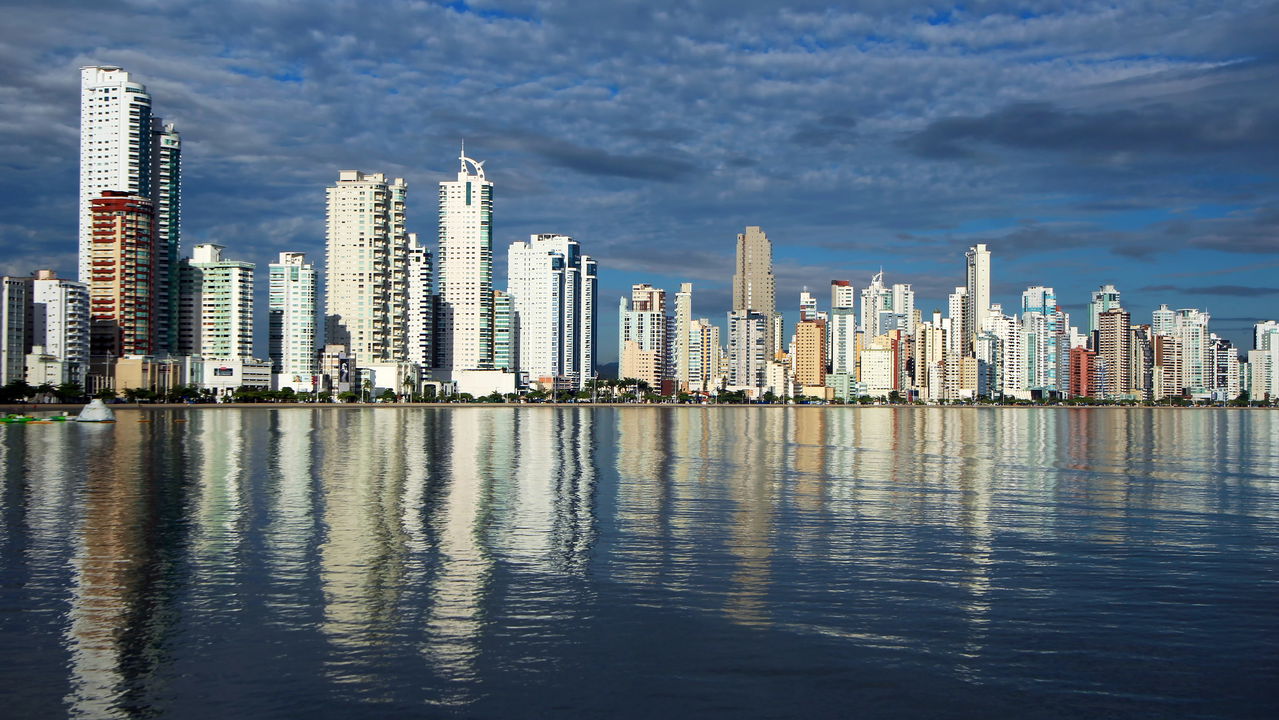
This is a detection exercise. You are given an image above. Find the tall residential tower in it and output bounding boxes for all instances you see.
[436,147,495,371]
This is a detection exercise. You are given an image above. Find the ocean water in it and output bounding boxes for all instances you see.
[1,407,1276,718]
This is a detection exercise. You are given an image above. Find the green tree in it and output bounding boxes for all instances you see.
[55,382,85,403]
[378,388,396,402]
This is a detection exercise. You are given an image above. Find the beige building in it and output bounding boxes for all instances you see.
[792,319,827,387]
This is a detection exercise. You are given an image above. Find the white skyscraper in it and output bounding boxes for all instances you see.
[964,243,991,354]
[436,146,494,371]
[407,233,434,372]
[325,170,409,366]
[828,280,856,376]
[185,244,254,359]
[79,66,153,282]
[947,286,969,360]
[674,283,693,390]
[1088,284,1123,338]
[29,271,90,386]
[861,271,915,338]
[269,252,317,390]
[506,233,597,389]
[79,66,181,352]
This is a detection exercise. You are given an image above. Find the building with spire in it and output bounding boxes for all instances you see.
[436,145,495,372]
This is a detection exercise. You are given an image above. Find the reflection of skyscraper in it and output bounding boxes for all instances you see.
[262,409,317,621]
[424,410,493,701]
[65,421,164,717]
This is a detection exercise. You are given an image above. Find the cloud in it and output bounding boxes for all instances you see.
[902,93,1279,164]
[1139,284,1279,297]
[1,1,1278,358]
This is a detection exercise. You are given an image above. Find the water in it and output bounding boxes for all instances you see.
[1,407,1276,718]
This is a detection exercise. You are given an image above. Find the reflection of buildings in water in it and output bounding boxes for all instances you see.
[64,420,167,716]
[721,408,782,629]
[18,422,79,576]
[422,409,494,704]
[187,409,251,629]
[612,408,674,589]
[262,409,318,621]
[790,408,827,514]
[319,409,411,676]
[547,408,596,575]
[948,409,995,678]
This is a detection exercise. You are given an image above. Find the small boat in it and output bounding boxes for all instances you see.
[2,414,35,424]
[75,399,116,423]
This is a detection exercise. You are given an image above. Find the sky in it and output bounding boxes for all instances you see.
[1,0,1276,361]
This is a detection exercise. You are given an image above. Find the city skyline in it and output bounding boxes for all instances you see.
[0,3,1276,362]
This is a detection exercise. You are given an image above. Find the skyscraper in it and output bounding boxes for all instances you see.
[407,233,434,371]
[269,252,317,390]
[674,283,693,390]
[506,233,597,389]
[0,277,29,385]
[861,271,915,339]
[436,146,494,371]
[828,280,857,376]
[324,170,409,367]
[88,191,155,357]
[183,244,254,360]
[619,284,667,389]
[151,121,181,353]
[732,226,780,357]
[29,271,91,387]
[79,66,180,352]
[1096,308,1132,396]
[1088,284,1122,338]
[964,244,990,356]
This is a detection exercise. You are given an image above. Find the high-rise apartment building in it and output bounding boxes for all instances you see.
[29,271,91,386]
[325,170,409,367]
[619,284,668,389]
[183,244,254,359]
[688,317,721,392]
[1096,308,1132,397]
[1088,284,1122,338]
[79,66,180,352]
[964,244,990,355]
[947,286,969,360]
[861,271,915,339]
[492,290,515,372]
[268,252,317,389]
[151,121,181,352]
[793,318,827,387]
[0,277,28,385]
[88,191,155,357]
[436,147,494,371]
[506,233,597,388]
[728,309,768,389]
[829,280,856,376]
[732,226,780,357]
[674,283,693,390]
[406,233,434,371]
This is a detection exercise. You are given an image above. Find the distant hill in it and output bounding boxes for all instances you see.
[594,362,618,380]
